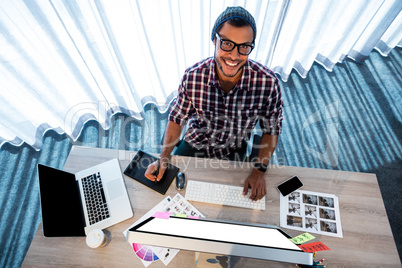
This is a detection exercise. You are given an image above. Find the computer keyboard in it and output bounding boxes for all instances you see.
[82,172,110,225]
[185,180,265,210]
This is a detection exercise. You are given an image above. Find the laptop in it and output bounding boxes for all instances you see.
[37,158,133,237]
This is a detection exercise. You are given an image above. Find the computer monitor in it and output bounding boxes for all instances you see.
[127,216,313,265]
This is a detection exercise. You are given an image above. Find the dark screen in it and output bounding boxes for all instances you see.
[277,176,303,196]
[38,164,86,236]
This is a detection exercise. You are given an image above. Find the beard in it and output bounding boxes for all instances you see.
[214,51,246,78]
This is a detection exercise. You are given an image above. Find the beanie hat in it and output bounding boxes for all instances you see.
[211,6,257,42]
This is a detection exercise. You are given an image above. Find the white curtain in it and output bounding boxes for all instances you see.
[256,0,402,79]
[0,0,401,149]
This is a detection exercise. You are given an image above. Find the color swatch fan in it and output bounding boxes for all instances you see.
[132,243,159,262]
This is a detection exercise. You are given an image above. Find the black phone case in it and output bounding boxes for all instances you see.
[277,176,303,196]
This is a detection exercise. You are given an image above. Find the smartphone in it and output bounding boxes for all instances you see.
[277,176,303,196]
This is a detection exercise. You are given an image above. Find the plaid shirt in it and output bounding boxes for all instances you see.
[169,57,283,158]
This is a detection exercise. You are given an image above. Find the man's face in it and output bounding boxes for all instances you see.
[214,22,254,81]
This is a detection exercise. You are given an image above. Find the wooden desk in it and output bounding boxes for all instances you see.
[23,146,400,267]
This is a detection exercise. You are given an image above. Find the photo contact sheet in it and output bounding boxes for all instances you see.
[280,190,343,238]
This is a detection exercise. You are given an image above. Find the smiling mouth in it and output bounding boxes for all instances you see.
[223,58,240,67]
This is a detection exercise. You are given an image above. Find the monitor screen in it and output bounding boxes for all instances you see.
[135,217,301,251]
[128,216,313,265]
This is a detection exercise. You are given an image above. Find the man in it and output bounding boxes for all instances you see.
[145,6,283,201]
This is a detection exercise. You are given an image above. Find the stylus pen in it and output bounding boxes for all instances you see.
[152,158,160,183]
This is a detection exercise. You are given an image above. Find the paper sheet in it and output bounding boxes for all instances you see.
[280,190,343,238]
[298,241,330,252]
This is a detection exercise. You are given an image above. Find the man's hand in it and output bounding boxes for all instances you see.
[144,158,168,182]
[145,121,182,182]
[243,169,267,201]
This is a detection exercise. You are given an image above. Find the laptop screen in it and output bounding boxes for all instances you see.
[38,164,86,237]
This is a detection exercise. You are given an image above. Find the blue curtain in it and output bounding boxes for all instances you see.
[0,0,401,150]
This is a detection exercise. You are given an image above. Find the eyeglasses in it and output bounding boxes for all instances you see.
[215,34,254,56]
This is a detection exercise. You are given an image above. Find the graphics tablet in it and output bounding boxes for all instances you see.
[124,150,179,195]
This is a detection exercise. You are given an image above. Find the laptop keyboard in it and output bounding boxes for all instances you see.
[82,172,110,225]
